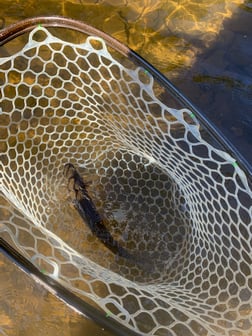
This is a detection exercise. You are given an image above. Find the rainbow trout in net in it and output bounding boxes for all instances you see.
[64,163,135,261]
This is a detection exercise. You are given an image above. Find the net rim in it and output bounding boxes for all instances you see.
[0,16,251,335]
[0,15,251,180]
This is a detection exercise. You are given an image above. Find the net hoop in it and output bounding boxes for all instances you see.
[0,16,251,336]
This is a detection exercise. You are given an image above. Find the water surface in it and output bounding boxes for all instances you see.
[0,1,251,335]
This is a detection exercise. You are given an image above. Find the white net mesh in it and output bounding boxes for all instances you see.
[0,26,251,336]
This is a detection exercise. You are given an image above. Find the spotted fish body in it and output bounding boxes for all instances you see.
[64,163,134,260]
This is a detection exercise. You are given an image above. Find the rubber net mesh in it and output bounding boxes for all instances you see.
[0,26,252,336]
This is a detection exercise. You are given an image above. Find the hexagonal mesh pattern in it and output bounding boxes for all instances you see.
[0,26,251,336]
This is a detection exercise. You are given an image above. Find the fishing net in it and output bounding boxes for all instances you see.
[0,18,251,336]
